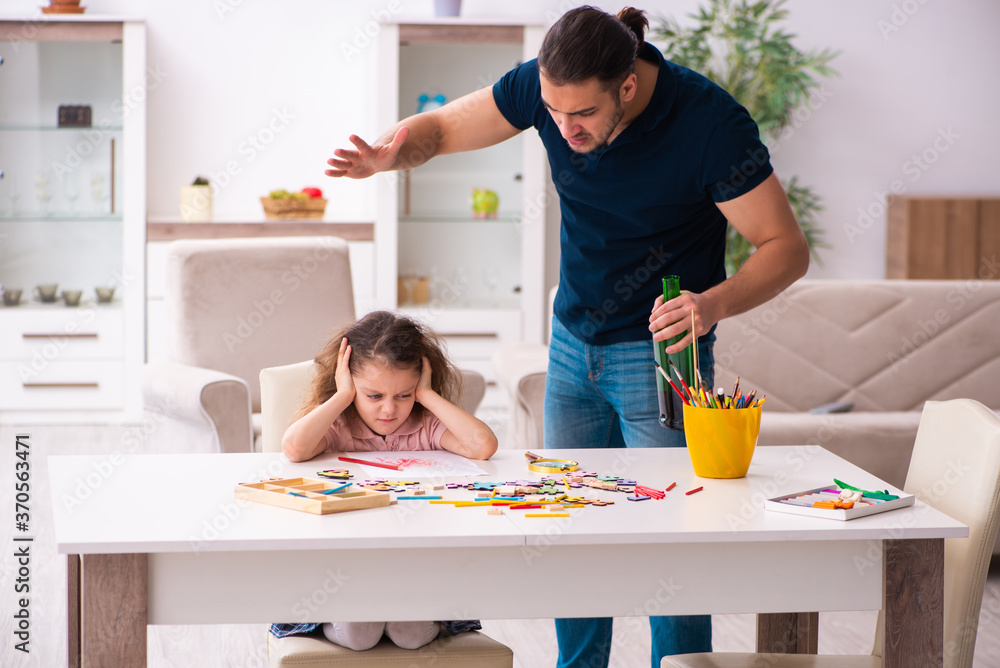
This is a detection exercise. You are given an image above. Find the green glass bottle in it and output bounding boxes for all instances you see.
[653,275,696,425]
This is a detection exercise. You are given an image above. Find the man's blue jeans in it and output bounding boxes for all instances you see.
[544,317,714,668]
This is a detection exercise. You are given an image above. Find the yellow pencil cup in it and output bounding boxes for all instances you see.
[683,404,762,479]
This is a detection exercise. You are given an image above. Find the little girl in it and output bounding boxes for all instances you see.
[272,310,497,651]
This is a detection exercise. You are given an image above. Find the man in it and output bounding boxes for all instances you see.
[327,6,809,667]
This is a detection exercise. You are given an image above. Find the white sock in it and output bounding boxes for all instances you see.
[384,621,441,649]
[321,621,385,651]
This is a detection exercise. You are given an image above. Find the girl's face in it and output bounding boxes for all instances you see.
[351,361,420,436]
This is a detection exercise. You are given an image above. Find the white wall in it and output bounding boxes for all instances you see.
[9,0,997,280]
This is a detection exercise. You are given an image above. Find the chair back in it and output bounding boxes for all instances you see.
[872,399,1000,667]
[260,361,488,454]
[259,360,319,453]
[164,236,355,414]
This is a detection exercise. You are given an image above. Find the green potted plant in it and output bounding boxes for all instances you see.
[651,0,838,275]
[179,176,212,222]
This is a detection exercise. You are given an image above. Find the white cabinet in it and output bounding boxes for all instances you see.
[0,17,145,423]
[374,19,548,409]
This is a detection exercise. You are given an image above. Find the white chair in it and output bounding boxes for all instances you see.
[258,360,510,668]
[662,398,1000,668]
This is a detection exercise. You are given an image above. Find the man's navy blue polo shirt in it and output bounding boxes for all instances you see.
[493,43,773,345]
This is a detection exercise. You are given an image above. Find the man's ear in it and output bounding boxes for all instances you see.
[620,73,638,103]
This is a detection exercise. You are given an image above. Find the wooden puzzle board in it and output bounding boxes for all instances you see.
[235,477,390,515]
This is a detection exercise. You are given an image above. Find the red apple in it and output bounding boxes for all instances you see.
[301,186,323,199]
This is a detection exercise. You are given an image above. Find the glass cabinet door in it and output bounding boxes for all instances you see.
[395,38,525,310]
[0,34,124,305]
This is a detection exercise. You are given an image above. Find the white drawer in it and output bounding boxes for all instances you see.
[404,307,522,341]
[0,360,125,410]
[0,307,123,359]
[441,333,502,359]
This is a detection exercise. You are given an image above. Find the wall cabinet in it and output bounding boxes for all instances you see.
[887,196,1000,279]
[374,19,548,410]
[0,17,145,423]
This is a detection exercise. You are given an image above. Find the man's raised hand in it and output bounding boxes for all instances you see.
[325,126,410,179]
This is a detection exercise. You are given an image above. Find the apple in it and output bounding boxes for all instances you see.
[301,186,323,199]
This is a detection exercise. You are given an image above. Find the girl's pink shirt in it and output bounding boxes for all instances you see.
[322,411,447,452]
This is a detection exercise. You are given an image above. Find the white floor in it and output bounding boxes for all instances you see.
[3,422,999,668]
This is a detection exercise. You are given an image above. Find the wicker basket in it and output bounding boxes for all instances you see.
[260,197,327,219]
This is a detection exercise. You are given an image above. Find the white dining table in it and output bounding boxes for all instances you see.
[48,445,967,667]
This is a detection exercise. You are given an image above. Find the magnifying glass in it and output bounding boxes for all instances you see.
[524,451,579,473]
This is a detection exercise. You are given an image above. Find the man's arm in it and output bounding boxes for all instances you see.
[649,173,810,352]
[326,86,523,179]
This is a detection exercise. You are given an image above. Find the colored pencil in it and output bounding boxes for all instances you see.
[691,310,700,395]
[665,482,677,491]
[319,482,352,495]
[338,456,403,471]
[685,486,704,496]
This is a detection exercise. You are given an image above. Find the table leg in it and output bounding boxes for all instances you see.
[80,554,148,667]
[67,554,80,668]
[882,538,943,668]
[756,612,818,653]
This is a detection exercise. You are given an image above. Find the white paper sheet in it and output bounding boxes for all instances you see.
[337,450,489,479]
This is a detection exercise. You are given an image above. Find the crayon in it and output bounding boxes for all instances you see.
[338,456,403,471]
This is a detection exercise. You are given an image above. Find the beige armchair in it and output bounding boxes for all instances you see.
[143,236,355,453]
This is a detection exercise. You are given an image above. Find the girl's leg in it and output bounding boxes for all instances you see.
[321,621,385,650]
[384,621,441,649]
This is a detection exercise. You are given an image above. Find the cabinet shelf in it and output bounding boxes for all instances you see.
[0,125,123,132]
[0,214,122,222]
[400,214,521,224]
